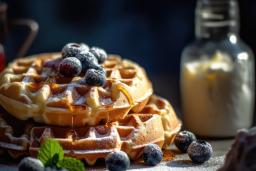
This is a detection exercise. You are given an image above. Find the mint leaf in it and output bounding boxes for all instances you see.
[37,139,86,171]
[37,139,64,167]
[57,157,85,171]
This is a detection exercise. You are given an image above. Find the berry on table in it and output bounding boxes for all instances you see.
[187,140,213,164]
[58,57,82,77]
[18,157,44,171]
[174,130,197,153]
[62,43,89,58]
[89,47,108,64]
[143,144,163,166]
[83,68,106,86]
[75,51,98,72]
[105,151,130,171]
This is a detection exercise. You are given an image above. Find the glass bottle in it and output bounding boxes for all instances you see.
[180,0,255,137]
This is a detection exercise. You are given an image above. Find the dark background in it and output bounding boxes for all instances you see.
[2,0,256,123]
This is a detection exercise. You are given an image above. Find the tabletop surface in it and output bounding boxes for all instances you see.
[0,139,233,171]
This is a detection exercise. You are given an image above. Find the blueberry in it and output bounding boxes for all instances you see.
[75,51,98,72]
[105,151,130,171]
[62,43,89,58]
[187,140,213,164]
[83,68,106,86]
[89,47,108,64]
[18,157,44,171]
[58,57,82,77]
[174,130,197,153]
[143,144,163,166]
[80,43,90,49]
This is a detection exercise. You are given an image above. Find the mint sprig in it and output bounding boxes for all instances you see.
[37,139,85,171]
[38,139,64,166]
[57,157,85,171]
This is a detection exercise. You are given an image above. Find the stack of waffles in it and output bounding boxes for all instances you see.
[0,53,181,165]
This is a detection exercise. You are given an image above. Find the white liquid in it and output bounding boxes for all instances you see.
[181,52,254,137]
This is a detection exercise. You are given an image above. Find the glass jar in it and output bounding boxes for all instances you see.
[180,0,255,137]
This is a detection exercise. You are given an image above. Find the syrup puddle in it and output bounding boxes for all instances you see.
[162,149,176,161]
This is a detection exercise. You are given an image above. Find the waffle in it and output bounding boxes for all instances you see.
[0,53,153,126]
[0,95,181,165]
[143,95,181,148]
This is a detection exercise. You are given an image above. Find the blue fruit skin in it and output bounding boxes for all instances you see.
[58,57,82,77]
[106,151,130,171]
[143,144,163,166]
[75,51,98,72]
[174,130,197,153]
[18,157,44,171]
[187,140,213,164]
[83,68,106,86]
[89,47,107,64]
[62,43,89,58]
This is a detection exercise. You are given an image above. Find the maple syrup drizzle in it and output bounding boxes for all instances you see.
[71,115,78,140]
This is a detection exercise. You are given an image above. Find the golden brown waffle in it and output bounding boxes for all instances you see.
[0,95,181,165]
[0,53,153,126]
[29,114,165,165]
[143,95,181,148]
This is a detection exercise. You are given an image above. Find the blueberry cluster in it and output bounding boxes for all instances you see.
[58,43,108,86]
[174,130,213,164]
